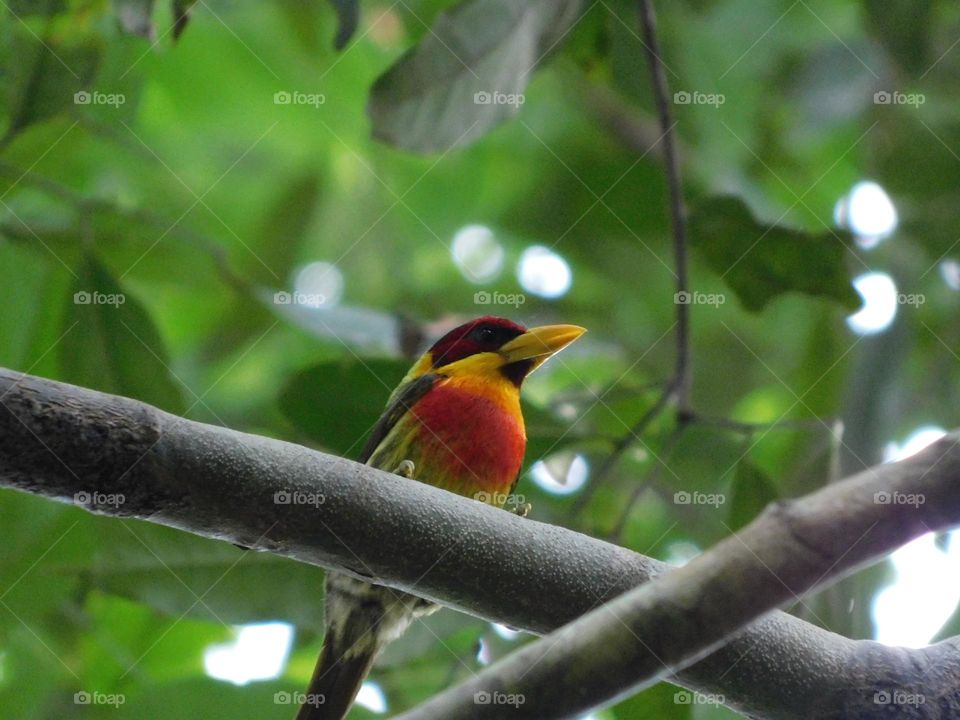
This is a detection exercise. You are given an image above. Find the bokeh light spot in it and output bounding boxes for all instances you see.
[530,453,589,495]
[517,245,572,299]
[204,622,294,685]
[846,272,897,335]
[452,225,504,283]
[294,261,344,308]
[834,180,898,249]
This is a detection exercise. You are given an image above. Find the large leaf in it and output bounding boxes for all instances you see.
[863,0,934,78]
[280,357,410,457]
[59,253,184,412]
[0,4,102,143]
[689,196,860,312]
[368,0,583,153]
[89,521,327,628]
[727,457,779,532]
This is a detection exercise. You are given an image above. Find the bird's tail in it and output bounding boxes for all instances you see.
[296,574,430,720]
[294,621,379,720]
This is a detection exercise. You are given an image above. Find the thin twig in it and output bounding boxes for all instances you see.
[571,381,675,516]
[577,0,693,514]
[638,0,691,417]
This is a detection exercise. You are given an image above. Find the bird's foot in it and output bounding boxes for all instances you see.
[393,459,416,479]
[506,501,532,518]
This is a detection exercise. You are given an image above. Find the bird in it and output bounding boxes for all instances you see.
[295,315,585,720]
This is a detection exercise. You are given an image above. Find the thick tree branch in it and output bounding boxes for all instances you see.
[1,368,958,719]
[397,443,960,717]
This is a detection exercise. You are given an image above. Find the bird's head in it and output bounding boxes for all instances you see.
[412,316,585,387]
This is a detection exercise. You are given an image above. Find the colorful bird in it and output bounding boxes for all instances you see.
[295,316,585,720]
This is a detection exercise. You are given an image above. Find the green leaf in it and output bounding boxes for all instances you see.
[727,457,779,532]
[59,253,184,412]
[280,358,410,457]
[689,196,860,312]
[863,0,934,78]
[247,170,321,286]
[368,0,583,153]
[89,522,327,628]
[0,6,102,143]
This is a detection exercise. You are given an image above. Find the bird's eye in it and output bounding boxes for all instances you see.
[472,326,498,343]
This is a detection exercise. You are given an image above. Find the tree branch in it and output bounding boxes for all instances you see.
[639,0,690,417]
[396,438,960,718]
[583,0,694,500]
[1,368,958,719]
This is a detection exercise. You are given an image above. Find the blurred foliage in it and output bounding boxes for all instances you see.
[0,0,959,717]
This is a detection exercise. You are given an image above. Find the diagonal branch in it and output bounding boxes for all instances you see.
[395,440,960,717]
[1,367,959,719]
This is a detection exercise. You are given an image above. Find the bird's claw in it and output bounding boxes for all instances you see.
[507,501,532,518]
[393,459,416,479]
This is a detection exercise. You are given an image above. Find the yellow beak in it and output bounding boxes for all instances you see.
[498,324,586,370]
